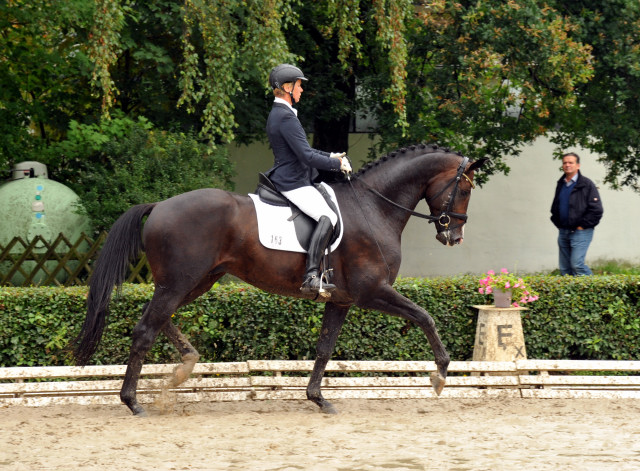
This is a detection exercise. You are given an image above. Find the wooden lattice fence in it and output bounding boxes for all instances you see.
[0,232,152,287]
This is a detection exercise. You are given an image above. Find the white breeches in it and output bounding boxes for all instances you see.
[281,185,338,227]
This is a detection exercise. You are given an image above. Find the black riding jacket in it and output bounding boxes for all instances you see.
[550,171,603,230]
[266,102,341,192]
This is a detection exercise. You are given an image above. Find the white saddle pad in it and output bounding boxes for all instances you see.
[248,182,344,253]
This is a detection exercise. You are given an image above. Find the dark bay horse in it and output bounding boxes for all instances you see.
[73,144,487,416]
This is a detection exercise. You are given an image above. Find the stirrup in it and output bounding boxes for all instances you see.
[318,269,336,295]
[300,272,336,295]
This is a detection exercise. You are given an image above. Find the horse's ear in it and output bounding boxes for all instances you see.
[467,157,490,172]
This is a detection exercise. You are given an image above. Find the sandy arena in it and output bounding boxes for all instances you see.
[1,398,639,470]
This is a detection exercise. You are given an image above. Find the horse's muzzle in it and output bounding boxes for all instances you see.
[436,230,464,246]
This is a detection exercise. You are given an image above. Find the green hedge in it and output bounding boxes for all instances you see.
[1,275,639,367]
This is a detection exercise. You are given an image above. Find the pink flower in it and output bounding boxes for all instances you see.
[478,268,539,305]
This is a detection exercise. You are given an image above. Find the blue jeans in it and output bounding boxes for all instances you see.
[558,228,594,276]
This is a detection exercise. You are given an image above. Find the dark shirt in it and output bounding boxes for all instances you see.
[557,180,575,227]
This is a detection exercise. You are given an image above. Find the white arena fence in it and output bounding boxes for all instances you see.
[2,360,640,407]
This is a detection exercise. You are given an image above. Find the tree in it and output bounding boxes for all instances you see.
[549,0,640,190]
[4,0,640,192]
[42,114,234,232]
[364,0,594,180]
[0,0,97,168]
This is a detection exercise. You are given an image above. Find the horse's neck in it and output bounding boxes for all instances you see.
[362,152,445,209]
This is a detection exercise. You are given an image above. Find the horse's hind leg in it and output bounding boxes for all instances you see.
[307,302,350,414]
[120,291,182,416]
[162,320,200,387]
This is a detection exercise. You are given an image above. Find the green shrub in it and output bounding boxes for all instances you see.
[39,114,235,233]
[1,275,639,367]
[521,275,640,359]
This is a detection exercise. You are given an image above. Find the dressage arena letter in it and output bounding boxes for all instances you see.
[478,323,486,345]
[497,324,513,349]
[472,306,527,361]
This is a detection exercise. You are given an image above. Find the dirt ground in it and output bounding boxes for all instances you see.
[1,397,639,470]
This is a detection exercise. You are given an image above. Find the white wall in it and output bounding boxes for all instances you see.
[229,136,640,277]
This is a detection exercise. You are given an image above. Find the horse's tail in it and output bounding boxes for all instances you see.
[73,203,156,366]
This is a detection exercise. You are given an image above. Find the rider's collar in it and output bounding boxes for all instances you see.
[274,97,297,116]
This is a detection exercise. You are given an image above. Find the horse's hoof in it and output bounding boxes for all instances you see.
[430,371,446,396]
[130,404,147,417]
[321,402,339,415]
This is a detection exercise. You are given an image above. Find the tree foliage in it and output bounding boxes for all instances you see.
[3,0,640,191]
[0,0,96,169]
[549,0,640,190]
[370,0,595,178]
[40,113,234,232]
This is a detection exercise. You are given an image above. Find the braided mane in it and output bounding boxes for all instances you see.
[355,143,465,177]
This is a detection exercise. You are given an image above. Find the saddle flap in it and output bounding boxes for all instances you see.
[248,182,344,254]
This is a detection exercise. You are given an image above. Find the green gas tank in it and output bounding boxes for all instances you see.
[0,161,93,285]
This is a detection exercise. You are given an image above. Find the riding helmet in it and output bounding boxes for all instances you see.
[269,64,308,90]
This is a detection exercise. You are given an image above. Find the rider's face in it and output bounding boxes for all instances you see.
[292,80,303,103]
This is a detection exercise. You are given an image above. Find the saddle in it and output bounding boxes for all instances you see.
[254,173,341,251]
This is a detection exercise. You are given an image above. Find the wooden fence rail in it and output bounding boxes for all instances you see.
[0,232,152,287]
[2,360,640,407]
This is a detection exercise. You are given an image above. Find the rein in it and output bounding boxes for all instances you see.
[350,156,472,229]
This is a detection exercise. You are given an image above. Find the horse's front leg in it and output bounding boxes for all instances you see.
[360,285,450,395]
[307,302,350,414]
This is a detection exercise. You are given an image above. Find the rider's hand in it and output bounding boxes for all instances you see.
[340,156,352,174]
[330,152,346,160]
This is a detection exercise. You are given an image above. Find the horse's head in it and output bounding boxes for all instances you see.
[425,157,488,246]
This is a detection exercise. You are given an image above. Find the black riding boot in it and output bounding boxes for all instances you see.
[300,216,336,295]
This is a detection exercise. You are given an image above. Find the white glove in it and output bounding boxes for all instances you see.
[330,152,346,160]
[340,155,352,174]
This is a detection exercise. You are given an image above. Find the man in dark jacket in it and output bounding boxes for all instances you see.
[265,64,351,295]
[550,152,603,275]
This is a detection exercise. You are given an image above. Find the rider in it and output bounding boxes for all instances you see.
[265,63,352,295]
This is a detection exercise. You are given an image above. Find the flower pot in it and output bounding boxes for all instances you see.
[493,289,512,308]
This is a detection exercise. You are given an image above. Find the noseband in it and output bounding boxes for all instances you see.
[354,156,473,230]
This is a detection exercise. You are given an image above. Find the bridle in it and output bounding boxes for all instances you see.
[351,156,474,230]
